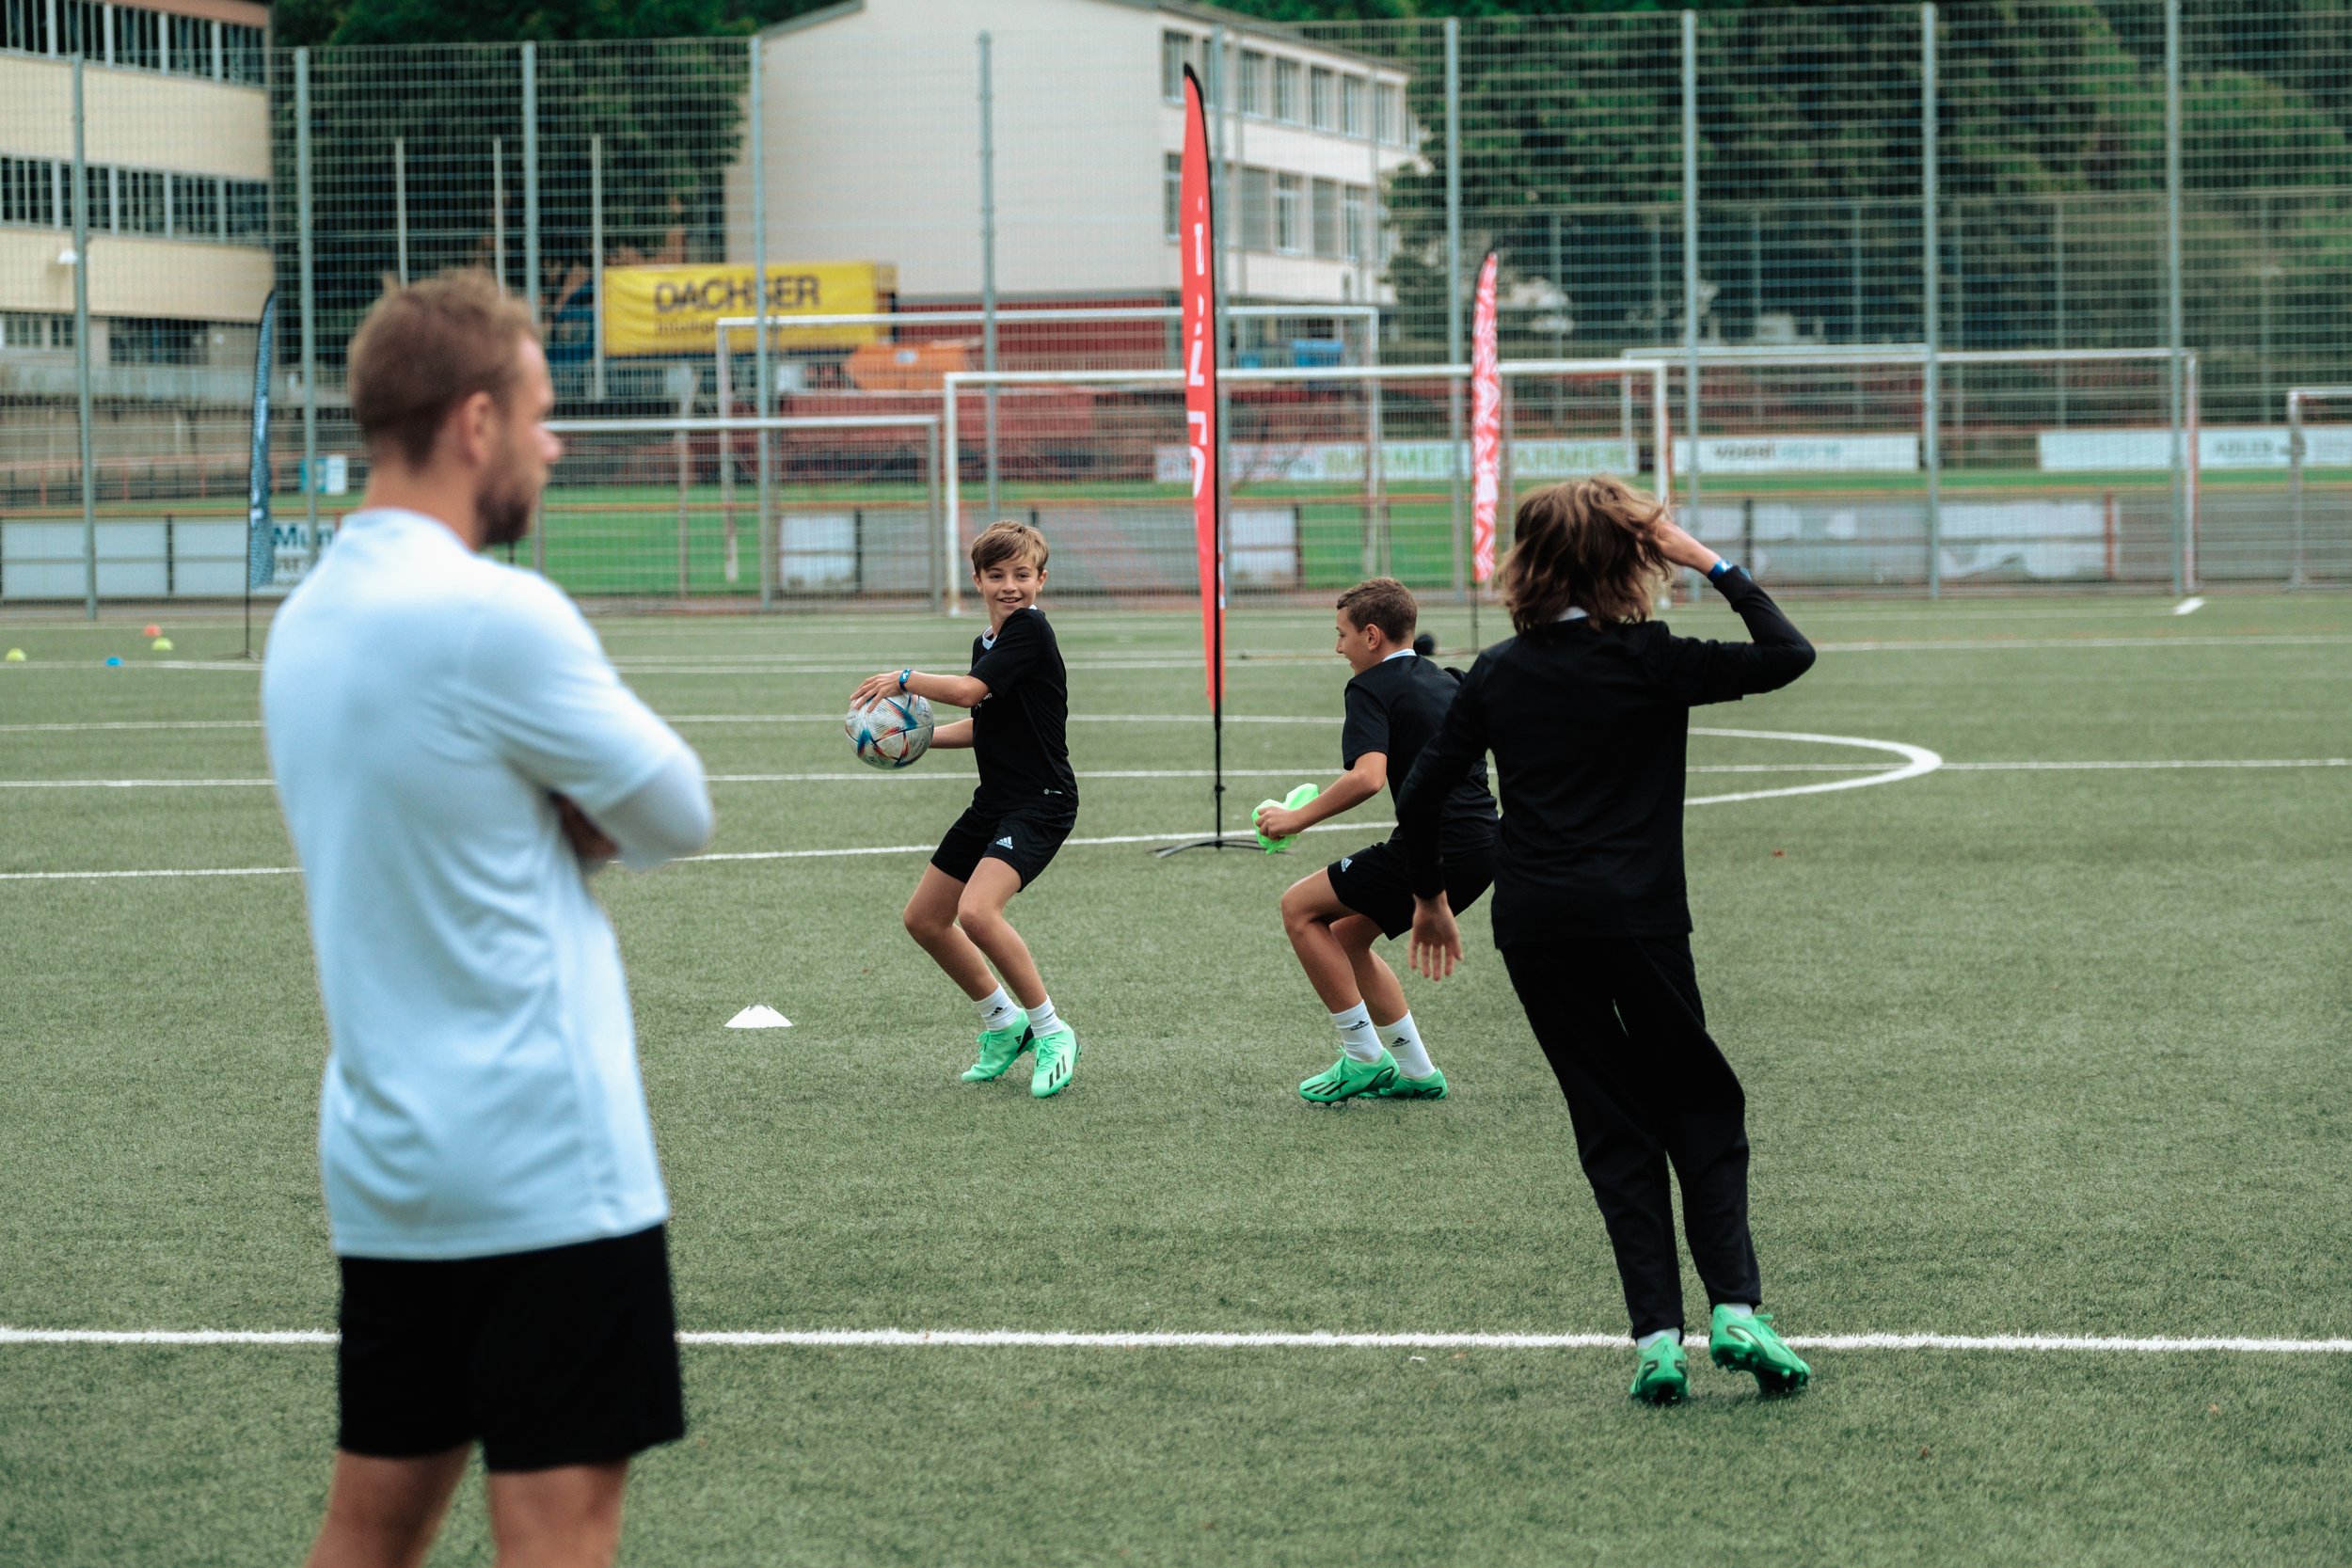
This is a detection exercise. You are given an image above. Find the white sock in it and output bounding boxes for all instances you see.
[1330,1002,1381,1062]
[1718,1303,1756,1319]
[1636,1328,1682,1349]
[1024,997,1061,1038]
[1379,1012,1436,1079]
[975,987,1022,1033]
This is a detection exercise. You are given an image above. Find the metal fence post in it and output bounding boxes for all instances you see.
[72,55,95,620]
[2166,0,2188,595]
[2287,390,2306,589]
[393,135,408,285]
[753,37,772,609]
[1921,4,1941,598]
[298,47,319,575]
[1680,10,1702,580]
[2053,197,2067,426]
[590,134,604,401]
[978,31,999,524]
[521,43,539,329]
[1445,17,1465,598]
[492,136,505,293]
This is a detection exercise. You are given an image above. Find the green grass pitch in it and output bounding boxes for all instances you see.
[3,592,2350,1565]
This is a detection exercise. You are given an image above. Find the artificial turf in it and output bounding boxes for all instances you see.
[2,592,2348,1565]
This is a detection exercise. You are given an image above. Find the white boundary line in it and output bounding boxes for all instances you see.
[3,1324,2344,1354]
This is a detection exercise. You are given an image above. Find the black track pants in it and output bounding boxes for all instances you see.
[1501,936,1763,1338]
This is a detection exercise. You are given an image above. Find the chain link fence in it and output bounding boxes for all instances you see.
[4,3,2348,610]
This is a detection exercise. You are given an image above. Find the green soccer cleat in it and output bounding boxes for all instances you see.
[961,1022,1033,1083]
[1371,1065,1449,1100]
[1708,1307,1812,1395]
[1029,1025,1079,1099]
[1629,1337,1690,1404]
[1298,1050,1398,1103]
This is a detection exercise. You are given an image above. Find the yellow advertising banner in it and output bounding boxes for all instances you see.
[600,262,894,357]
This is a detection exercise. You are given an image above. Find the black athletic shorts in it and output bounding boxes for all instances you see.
[336,1223,685,1473]
[930,794,1079,889]
[1327,835,1497,942]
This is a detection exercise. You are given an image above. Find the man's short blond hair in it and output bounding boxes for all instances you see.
[971,519,1049,575]
[347,270,538,468]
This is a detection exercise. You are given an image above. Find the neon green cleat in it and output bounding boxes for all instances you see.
[1708,1307,1812,1395]
[961,1023,1033,1083]
[1629,1337,1690,1404]
[1029,1025,1079,1098]
[1298,1050,1397,1103]
[1370,1065,1448,1100]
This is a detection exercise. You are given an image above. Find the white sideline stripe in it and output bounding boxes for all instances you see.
[1945,758,2348,772]
[2,1325,2346,1354]
[1812,633,2347,653]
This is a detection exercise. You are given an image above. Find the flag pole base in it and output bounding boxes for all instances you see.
[1152,835,1250,859]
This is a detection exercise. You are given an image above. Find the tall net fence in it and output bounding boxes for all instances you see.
[4,5,2349,608]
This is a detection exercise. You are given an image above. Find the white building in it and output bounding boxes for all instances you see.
[731,0,1416,309]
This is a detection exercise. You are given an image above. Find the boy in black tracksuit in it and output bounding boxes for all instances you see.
[1394,476,1818,1403]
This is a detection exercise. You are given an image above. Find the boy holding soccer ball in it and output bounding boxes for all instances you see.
[849,521,1081,1098]
[1253,578,1498,1104]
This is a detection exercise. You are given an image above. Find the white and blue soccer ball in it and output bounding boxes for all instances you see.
[845,693,934,770]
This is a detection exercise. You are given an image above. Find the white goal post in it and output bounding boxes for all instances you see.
[2286,386,2352,589]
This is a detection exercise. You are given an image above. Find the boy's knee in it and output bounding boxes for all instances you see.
[955,895,1005,935]
[902,900,944,940]
[1279,887,1325,936]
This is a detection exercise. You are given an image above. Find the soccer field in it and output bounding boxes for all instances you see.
[3,593,2350,1566]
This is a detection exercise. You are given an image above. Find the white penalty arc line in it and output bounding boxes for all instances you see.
[3,1325,2346,1354]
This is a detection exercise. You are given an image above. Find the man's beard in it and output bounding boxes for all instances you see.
[478,442,536,548]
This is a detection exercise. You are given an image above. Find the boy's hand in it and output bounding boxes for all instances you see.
[552,793,617,871]
[850,671,905,708]
[1408,894,1462,980]
[1650,515,1722,574]
[1254,803,1307,841]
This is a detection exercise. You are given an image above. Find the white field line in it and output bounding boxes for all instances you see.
[3,1325,2346,1354]
[2174,595,2207,615]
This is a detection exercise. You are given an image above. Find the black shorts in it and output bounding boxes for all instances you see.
[1327,835,1497,941]
[336,1223,685,1473]
[930,796,1079,889]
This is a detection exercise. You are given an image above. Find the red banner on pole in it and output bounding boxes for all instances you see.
[1470,251,1502,586]
[1181,65,1222,707]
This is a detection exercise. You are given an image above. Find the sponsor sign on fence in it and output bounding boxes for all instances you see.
[1152,440,1635,485]
[602,262,893,357]
[1671,435,1921,473]
[2038,426,2352,471]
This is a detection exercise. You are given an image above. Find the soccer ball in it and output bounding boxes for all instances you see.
[845,693,934,770]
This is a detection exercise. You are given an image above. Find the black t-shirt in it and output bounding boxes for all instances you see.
[967,607,1077,810]
[1341,652,1496,853]
[1392,570,1815,943]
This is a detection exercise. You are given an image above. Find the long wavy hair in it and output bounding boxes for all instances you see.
[1500,477,1672,632]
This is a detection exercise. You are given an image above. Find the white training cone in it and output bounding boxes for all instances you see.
[725,1005,792,1030]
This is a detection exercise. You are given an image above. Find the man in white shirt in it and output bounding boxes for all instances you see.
[262,270,711,1568]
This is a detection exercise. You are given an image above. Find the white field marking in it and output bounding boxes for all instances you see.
[0,864,298,882]
[3,1325,2346,1354]
[1811,633,2348,654]
[2174,595,2207,615]
[1944,758,2348,772]
[1684,727,1940,806]
[0,720,262,734]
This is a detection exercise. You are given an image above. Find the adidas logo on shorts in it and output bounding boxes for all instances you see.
[994,835,1015,848]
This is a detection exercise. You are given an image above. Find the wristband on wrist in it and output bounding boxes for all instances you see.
[898,668,913,692]
[1708,559,1737,581]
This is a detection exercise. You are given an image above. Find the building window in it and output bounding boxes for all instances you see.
[60,0,103,60]
[171,171,220,239]
[118,166,165,233]
[1238,166,1270,252]
[1376,82,1402,144]
[1238,49,1264,117]
[1273,58,1300,124]
[110,316,207,367]
[1343,185,1367,262]
[5,0,55,54]
[223,21,262,84]
[1275,173,1301,255]
[1309,67,1334,131]
[167,14,208,76]
[226,178,267,240]
[3,311,75,351]
[1161,30,1194,103]
[1343,76,1366,139]
[1163,152,1181,243]
[117,6,161,71]
[1,153,58,227]
[1311,179,1340,260]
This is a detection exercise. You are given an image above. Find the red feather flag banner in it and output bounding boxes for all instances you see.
[1470,251,1502,586]
[1180,65,1222,708]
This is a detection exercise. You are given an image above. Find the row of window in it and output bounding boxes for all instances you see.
[4,0,264,85]
[2,153,267,243]
[1,309,75,350]
[1162,155,1389,265]
[0,309,229,365]
[1162,32,1405,146]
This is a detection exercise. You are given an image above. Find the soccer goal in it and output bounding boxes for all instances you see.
[541,414,943,605]
[2287,387,2352,587]
[1621,345,2200,590]
[930,359,1672,614]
